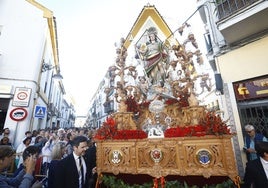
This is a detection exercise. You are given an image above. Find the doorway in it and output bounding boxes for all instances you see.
[238,99,268,137]
[0,98,10,130]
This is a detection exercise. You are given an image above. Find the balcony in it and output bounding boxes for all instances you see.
[48,103,60,116]
[216,0,258,20]
[48,103,56,115]
[216,0,268,45]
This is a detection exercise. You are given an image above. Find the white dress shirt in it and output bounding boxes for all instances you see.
[73,152,86,188]
[260,157,268,179]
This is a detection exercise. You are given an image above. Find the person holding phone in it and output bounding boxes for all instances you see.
[0,145,42,188]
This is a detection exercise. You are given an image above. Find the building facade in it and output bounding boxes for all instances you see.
[197,0,268,176]
[0,0,75,147]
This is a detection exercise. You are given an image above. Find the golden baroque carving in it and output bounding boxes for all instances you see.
[96,136,238,180]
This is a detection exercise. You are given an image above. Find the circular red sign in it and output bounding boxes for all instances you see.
[9,108,28,121]
[17,92,28,100]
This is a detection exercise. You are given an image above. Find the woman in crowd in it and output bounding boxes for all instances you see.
[16,137,32,169]
[47,141,66,188]
[0,136,13,148]
[65,132,76,156]
[41,134,57,175]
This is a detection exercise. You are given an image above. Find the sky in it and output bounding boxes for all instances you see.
[37,0,205,115]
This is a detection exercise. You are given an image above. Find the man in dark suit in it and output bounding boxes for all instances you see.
[242,141,268,188]
[84,139,97,188]
[54,135,89,188]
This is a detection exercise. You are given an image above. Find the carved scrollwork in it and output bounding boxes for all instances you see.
[210,145,224,168]
[96,136,238,180]
[185,145,196,167]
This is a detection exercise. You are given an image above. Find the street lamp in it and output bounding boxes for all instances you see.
[52,72,63,80]
[42,62,63,80]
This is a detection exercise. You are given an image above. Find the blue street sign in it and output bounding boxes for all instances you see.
[34,105,46,118]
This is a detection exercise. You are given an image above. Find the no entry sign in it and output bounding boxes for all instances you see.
[9,108,28,121]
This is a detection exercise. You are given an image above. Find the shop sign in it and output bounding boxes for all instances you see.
[233,76,268,101]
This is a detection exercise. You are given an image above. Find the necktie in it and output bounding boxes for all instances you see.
[79,156,84,187]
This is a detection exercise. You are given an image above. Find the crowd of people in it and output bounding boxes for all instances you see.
[0,127,97,188]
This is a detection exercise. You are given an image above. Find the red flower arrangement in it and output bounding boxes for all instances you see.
[164,111,232,138]
[164,125,207,137]
[202,111,231,135]
[94,117,117,140]
[94,109,232,140]
[94,117,147,140]
[113,130,147,139]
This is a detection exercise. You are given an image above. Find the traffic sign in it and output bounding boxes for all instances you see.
[34,105,46,118]
[12,87,31,107]
[9,108,28,121]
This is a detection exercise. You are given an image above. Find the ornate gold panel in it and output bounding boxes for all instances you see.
[96,136,238,180]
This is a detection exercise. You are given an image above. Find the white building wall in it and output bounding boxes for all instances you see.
[0,0,49,147]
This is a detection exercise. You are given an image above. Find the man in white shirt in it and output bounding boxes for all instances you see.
[54,135,89,188]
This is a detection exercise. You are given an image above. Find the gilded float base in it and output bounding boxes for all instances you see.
[96,135,238,181]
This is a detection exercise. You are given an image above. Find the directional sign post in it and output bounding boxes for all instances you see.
[34,105,47,119]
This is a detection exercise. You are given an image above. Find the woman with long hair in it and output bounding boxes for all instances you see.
[47,141,66,188]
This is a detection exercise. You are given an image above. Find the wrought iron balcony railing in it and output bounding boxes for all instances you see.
[216,0,259,20]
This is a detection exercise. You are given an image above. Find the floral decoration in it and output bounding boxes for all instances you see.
[94,117,147,140]
[99,174,236,188]
[94,117,117,140]
[94,104,233,140]
[164,111,232,138]
[113,129,147,139]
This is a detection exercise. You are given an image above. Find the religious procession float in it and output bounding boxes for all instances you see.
[93,5,239,188]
